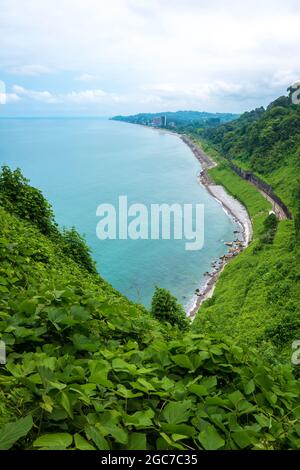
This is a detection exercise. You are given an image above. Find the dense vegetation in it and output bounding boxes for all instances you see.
[191,95,300,363]
[0,166,97,275]
[202,94,300,210]
[1,166,300,450]
[112,110,239,133]
[151,287,189,330]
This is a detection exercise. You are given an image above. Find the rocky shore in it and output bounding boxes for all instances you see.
[180,135,253,319]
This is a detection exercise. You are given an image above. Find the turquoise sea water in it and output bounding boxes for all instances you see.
[0,118,239,309]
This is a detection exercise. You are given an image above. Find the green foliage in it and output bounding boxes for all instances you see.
[0,166,56,235]
[264,314,300,347]
[60,227,97,274]
[1,188,299,450]
[0,416,33,450]
[0,166,97,274]
[203,97,300,176]
[202,96,300,214]
[260,213,278,245]
[190,139,300,362]
[294,180,300,241]
[151,286,190,330]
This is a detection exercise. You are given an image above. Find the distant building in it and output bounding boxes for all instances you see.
[152,116,162,126]
[151,115,167,127]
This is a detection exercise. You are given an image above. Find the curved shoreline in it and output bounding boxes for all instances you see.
[114,122,253,318]
[180,135,253,319]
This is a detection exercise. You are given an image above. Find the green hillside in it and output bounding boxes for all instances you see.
[203,94,300,211]
[1,167,300,450]
[192,95,300,362]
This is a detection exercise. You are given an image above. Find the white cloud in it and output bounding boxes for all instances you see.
[74,73,98,82]
[65,89,107,103]
[10,85,119,105]
[1,0,300,113]
[12,85,58,103]
[5,93,21,103]
[8,64,54,76]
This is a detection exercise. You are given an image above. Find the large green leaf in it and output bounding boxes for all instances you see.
[124,409,154,428]
[127,433,147,450]
[0,415,33,450]
[85,425,110,450]
[60,391,73,419]
[74,434,95,450]
[33,433,73,450]
[198,424,225,450]
[162,400,192,425]
[112,358,137,374]
[232,430,253,449]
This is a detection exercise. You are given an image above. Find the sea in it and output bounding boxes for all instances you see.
[0,117,239,309]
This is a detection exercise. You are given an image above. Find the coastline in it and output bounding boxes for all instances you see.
[113,121,253,319]
[180,135,253,319]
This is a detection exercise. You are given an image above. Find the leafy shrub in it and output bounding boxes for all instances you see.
[264,315,300,347]
[203,96,300,177]
[0,166,97,274]
[60,227,97,274]
[151,287,189,330]
[0,166,56,235]
[260,213,278,245]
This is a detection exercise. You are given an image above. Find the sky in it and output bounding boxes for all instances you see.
[0,0,300,116]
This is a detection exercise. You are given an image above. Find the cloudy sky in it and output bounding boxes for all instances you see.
[0,0,299,116]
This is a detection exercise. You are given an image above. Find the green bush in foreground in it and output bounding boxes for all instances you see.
[151,286,190,330]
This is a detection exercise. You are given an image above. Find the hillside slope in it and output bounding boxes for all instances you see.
[192,95,300,361]
[203,95,300,211]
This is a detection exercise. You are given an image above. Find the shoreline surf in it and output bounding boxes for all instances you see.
[179,135,253,319]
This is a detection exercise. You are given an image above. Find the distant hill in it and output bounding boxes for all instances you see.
[111,110,239,131]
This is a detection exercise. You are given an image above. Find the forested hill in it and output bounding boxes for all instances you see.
[202,95,300,212]
[111,110,239,131]
[192,94,300,364]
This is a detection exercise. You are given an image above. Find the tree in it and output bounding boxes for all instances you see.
[0,166,56,235]
[0,166,97,274]
[151,286,189,329]
[260,213,278,245]
[61,227,97,274]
